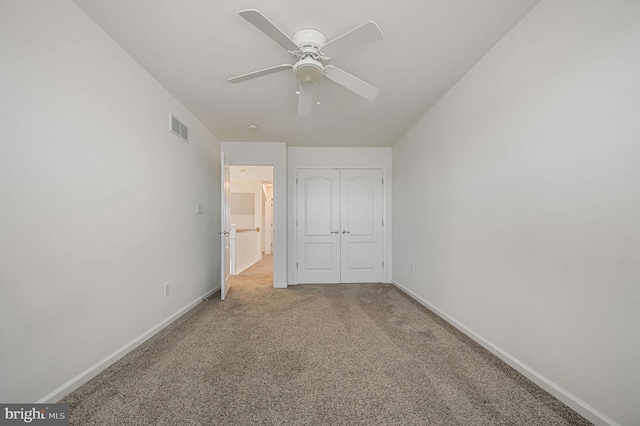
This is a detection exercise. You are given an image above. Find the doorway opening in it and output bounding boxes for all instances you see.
[227,165,274,289]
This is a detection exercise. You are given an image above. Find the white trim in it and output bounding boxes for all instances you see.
[37,286,219,403]
[274,282,288,289]
[391,280,619,426]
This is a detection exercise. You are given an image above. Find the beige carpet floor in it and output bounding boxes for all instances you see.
[63,255,591,425]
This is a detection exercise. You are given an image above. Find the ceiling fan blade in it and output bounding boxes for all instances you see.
[324,66,380,101]
[228,64,293,84]
[297,81,315,117]
[321,21,383,59]
[239,9,299,52]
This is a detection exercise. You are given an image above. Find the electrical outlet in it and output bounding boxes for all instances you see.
[164,282,170,296]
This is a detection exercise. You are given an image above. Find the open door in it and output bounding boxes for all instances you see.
[220,152,231,300]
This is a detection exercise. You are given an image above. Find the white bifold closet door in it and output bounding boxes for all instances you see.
[297,168,383,283]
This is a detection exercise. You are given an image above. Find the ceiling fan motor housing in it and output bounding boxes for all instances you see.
[292,28,328,53]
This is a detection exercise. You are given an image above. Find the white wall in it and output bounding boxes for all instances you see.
[392,1,640,425]
[0,0,221,403]
[288,147,392,284]
[230,180,264,229]
[263,185,273,254]
[220,142,287,288]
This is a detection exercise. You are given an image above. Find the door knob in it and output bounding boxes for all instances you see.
[331,230,339,234]
[342,230,350,234]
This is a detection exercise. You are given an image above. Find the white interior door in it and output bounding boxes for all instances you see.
[297,169,341,283]
[340,169,383,283]
[220,152,231,300]
[296,168,383,284]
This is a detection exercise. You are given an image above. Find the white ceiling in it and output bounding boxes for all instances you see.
[72,0,540,147]
[230,166,273,183]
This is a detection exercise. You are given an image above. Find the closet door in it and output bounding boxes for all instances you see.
[340,169,383,283]
[296,169,341,283]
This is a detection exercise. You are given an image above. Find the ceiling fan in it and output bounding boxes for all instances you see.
[229,9,383,116]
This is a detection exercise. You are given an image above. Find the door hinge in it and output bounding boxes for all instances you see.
[382,261,385,268]
[382,219,384,226]
[296,178,298,184]
[382,178,384,185]
[296,262,299,269]
[296,219,298,226]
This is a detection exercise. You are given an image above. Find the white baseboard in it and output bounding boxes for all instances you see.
[392,280,619,426]
[274,282,288,289]
[37,286,220,403]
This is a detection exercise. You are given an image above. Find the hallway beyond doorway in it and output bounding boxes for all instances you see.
[229,254,273,291]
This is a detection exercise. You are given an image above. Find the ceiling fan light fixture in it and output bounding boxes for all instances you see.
[293,57,324,84]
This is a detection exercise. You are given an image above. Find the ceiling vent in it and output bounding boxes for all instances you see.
[170,113,188,142]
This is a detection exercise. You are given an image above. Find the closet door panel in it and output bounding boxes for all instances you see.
[296,169,341,283]
[340,169,383,283]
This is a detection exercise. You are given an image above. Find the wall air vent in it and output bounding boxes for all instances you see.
[170,113,188,142]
